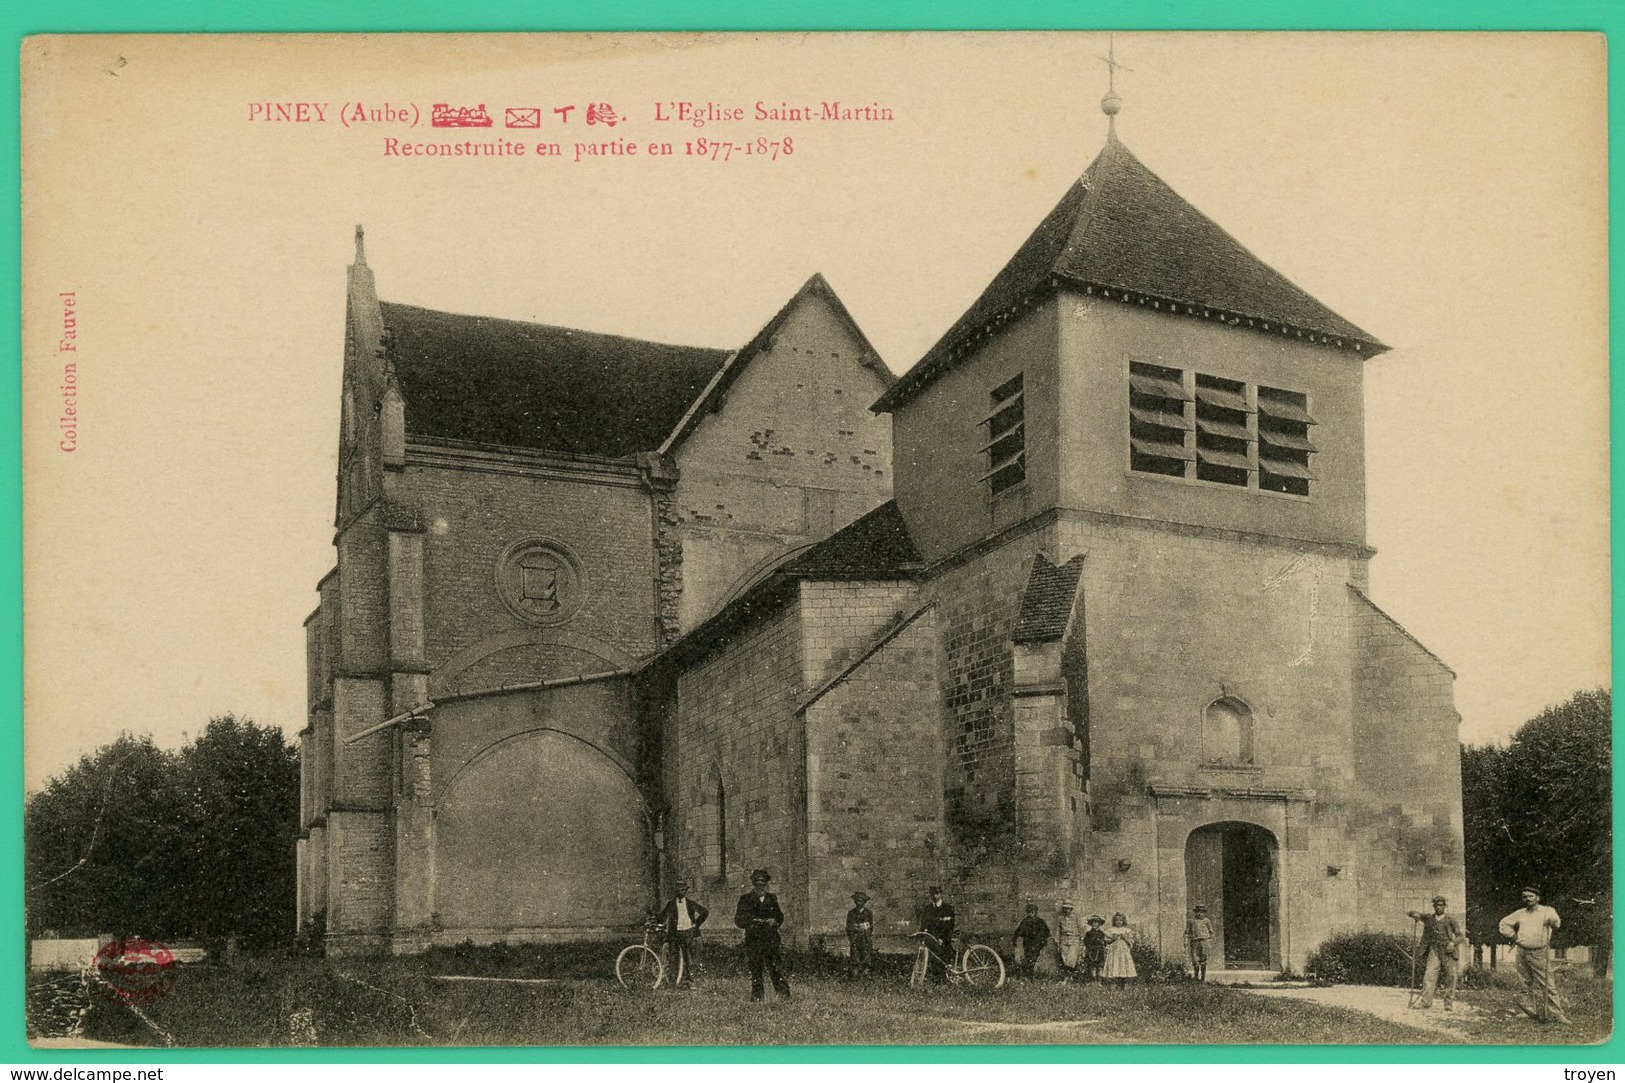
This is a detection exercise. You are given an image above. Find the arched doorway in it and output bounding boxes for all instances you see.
[1185,822,1279,969]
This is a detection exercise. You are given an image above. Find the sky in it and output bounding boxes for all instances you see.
[20,32,1610,789]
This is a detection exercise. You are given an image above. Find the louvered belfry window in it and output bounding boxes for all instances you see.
[1257,385,1317,496]
[982,373,1027,495]
[1128,361,1192,477]
[1194,373,1253,487]
[1129,363,1317,496]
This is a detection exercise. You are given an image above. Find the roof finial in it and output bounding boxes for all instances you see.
[1098,34,1129,139]
[354,223,367,266]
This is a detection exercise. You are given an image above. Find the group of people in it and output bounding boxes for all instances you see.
[656,876,1172,997]
[1408,888,1572,1025]
[658,874,1580,1021]
[657,869,792,1001]
[1011,902,1145,985]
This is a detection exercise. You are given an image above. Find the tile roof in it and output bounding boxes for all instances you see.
[380,302,731,458]
[658,500,923,668]
[875,138,1387,412]
[780,500,923,579]
[1011,553,1085,644]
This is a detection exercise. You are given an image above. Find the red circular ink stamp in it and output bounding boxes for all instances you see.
[93,937,177,1005]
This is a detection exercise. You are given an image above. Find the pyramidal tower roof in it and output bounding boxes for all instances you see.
[875,134,1388,412]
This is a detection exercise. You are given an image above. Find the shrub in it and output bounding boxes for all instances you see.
[1306,931,1415,986]
[1130,934,1188,983]
[1460,964,1525,991]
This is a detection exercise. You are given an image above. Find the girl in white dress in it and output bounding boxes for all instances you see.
[1103,911,1137,988]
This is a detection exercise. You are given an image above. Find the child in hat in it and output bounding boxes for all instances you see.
[1082,914,1108,981]
[1055,901,1085,978]
[845,891,874,978]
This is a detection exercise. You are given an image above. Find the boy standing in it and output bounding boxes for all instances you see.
[1185,905,1215,982]
[1012,903,1051,978]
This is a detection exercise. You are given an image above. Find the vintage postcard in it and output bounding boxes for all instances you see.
[19,32,1611,1049]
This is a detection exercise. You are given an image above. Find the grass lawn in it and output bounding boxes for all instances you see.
[1449,965,1613,1045]
[36,947,1611,1048]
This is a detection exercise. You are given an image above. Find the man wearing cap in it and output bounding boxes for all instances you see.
[734,868,790,1001]
[845,891,875,979]
[1499,887,1569,1024]
[1405,895,1464,1010]
[658,878,709,988]
[1012,903,1051,979]
[1054,901,1085,978]
[917,886,957,983]
[1184,905,1216,983]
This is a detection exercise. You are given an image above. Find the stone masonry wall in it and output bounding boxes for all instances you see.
[336,506,387,676]
[672,289,893,632]
[925,523,1059,933]
[406,461,658,673]
[1349,589,1466,928]
[803,601,944,950]
[671,598,808,944]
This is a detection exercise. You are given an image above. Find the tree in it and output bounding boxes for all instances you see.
[1500,688,1611,901]
[170,715,301,943]
[1461,687,1611,950]
[1459,741,1510,946]
[25,734,184,937]
[25,716,300,944]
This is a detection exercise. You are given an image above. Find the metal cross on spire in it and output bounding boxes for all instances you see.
[1098,34,1129,137]
[1099,35,1131,92]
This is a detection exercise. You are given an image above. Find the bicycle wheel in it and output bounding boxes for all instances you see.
[910,945,930,987]
[960,944,1006,988]
[671,943,686,988]
[615,944,665,989]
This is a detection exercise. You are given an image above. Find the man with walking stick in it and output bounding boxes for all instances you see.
[1500,887,1570,1024]
[1405,895,1464,1011]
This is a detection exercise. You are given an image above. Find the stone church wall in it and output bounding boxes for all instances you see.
[672,291,893,631]
[428,684,653,943]
[922,522,1062,937]
[802,597,944,951]
[670,598,809,944]
[1053,513,1365,968]
[404,458,659,676]
[888,300,1060,563]
[1349,590,1466,927]
[1057,296,1369,550]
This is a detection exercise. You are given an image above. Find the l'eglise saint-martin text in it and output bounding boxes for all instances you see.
[652,101,895,127]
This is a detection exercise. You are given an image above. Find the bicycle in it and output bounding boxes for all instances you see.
[908,931,1006,988]
[615,917,684,990]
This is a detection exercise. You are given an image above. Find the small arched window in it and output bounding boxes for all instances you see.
[1203,697,1255,765]
[700,769,727,881]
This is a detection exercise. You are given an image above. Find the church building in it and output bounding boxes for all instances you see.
[298,98,1465,972]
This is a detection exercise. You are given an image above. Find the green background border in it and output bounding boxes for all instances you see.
[2,0,1619,1066]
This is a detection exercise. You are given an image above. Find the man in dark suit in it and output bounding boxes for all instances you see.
[658,878,708,987]
[733,868,791,1001]
[918,885,956,983]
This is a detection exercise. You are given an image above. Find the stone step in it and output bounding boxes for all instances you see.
[1202,969,1281,985]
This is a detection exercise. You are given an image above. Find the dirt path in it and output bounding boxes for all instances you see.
[1241,984,1482,1039]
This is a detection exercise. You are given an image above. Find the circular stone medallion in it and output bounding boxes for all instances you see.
[495,539,588,626]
